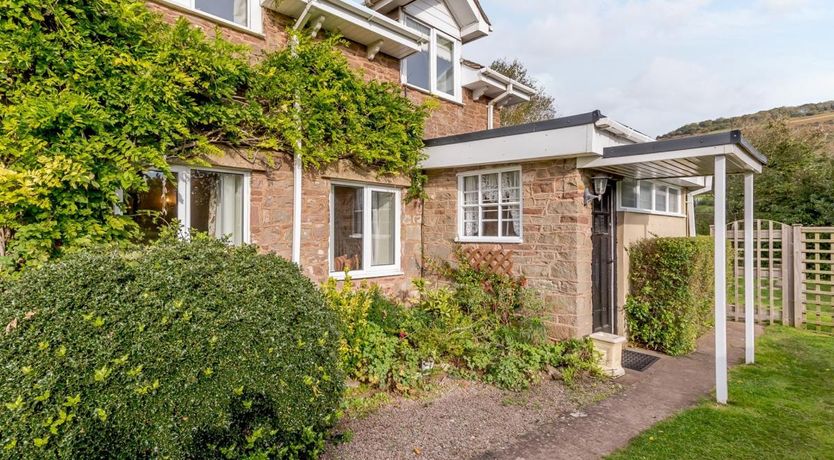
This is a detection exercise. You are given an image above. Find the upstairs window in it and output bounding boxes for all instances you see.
[167,0,262,33]
[619,179,683,216]
[403,15,460,100]
[458,168,523,243]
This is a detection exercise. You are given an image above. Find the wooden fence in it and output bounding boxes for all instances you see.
[713,220,834,333]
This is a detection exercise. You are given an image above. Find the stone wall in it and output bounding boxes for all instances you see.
[422,160,594,339]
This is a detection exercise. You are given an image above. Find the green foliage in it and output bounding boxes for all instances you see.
[0,0,429,271]
[489,58,556,126]
[324,249,600,393]
[625,237,716,355]
[0,235,343,459]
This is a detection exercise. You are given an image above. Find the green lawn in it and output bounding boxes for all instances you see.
[609,326,834,460]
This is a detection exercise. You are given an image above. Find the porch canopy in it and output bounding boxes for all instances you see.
[423,112,768,404]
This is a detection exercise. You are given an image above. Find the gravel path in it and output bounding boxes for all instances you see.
[324,376,620,460]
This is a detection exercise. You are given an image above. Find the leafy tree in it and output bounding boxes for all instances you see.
[489,58,556,126]
[0,0,429,272]
[694,119,834,233]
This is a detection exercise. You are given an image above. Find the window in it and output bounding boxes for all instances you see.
[458,168,522,242]
[125,167,250,244]
[330,183,401,278]
[402,15,460,100]
[618,179,684,216]
[167,0,262,33]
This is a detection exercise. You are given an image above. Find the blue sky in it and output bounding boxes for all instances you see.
[462,0,834,136]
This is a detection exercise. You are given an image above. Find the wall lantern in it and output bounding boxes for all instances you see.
[584,175,611,206]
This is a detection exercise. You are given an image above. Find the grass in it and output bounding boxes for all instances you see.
[608,326,834,460]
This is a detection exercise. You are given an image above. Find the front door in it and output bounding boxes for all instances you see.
[592,183,616,333]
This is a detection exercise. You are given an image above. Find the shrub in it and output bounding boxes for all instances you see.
[625,236,717,355]
[0,235,343,459]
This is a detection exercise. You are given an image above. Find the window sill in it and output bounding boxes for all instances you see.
[617,207,686,218]
[328,270,405,281]
[404,83,463,106]
[455,237,524,244]
[151,0,265,38]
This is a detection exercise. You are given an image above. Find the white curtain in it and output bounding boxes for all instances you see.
[233,0,247,27]
[371,192,395,266]
[501,172,520,236]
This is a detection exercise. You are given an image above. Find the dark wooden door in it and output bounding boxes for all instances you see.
[592,183,617,333]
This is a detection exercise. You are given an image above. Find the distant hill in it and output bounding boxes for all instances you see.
[662,100,834,142]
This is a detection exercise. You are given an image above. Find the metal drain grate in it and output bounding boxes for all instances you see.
[622,349,660,372]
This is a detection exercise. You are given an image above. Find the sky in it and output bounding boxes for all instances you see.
[460,0,834,137]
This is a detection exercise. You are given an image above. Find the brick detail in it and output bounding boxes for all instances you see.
[423,160,594,339]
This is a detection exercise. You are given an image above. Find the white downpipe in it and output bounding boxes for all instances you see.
[687,177,713,236]
[744,173,755,364]
[487,83,513,130]
[714,155,728,404]
[289,31,303,265]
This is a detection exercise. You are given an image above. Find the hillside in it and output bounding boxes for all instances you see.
[662,100,834,141]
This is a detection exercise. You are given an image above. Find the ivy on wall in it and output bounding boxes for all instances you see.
[0,0,431,272]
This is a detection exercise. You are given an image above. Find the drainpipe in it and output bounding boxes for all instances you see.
[487,83,513,130]
[687,177,713,236]
[289,29,305,265]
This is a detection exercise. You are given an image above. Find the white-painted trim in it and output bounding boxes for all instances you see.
[456,166,523,243]
[400,13,462,103]
[155,0,263,34]
[328,181,402,279]
[292,154,302,264]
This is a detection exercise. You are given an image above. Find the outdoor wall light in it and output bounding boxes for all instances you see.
[584,175,611,206]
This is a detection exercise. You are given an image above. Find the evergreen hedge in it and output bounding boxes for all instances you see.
[624,237,716,355]
[0,236,343,458]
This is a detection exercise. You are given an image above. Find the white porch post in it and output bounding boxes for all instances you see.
[714,155,728,404]
[744,173,755,364]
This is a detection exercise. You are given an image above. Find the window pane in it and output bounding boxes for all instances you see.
[655,185,667,212]
[621,179,637,208]
[195,0,247,26]
[436,36,454,95]
[481,205,498,236]
[463,206,478,236]
[404,17,431,90]
[127,171,178,242]
[669,188,681,213]
[502,205,521,237]
[481,173,499,203]
[371,191,396,267]
[463,175,478,205]
[332,186,363,272]
[501,171,520,203]
[190,171,244,245]
[638,181,653,210]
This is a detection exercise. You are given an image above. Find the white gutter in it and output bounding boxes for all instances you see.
[487,83,513,130]
[687,176,713,236]
[595,117,655,143]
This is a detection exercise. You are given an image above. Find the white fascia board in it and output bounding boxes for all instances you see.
[422,124,596,169]
[462,67,535,106]
[576,144,763,174]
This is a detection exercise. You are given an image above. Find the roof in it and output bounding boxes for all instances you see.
[364,0,491,43]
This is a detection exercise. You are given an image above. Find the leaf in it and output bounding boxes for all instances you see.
[5,395,24,411]
[63,394,81,407]
[94,366,112,382]
[33,436,49,448]
[95,408,108,422]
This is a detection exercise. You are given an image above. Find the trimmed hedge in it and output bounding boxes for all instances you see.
[624,237,716,355]
[0,236,343,458]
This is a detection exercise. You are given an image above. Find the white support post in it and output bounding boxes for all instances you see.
[714,155,728,404]
[744,173,755,364]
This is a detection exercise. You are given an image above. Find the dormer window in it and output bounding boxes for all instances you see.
[402,15,461,101]
[164,0,263,33]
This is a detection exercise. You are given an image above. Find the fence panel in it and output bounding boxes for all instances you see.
[800,227,834,333]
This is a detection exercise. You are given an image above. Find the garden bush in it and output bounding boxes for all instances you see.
[624,236,716,355]
[0,235,343,459]
[324,249,600,393]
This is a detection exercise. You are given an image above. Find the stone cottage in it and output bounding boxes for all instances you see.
[141,0,765,340]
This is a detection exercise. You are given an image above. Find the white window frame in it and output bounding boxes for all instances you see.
[617,179,685,217]
[329,181,402,280]
[456,166,523,244]
[169,165,252,243]
[401,14,462,104]
[160,0,263,34]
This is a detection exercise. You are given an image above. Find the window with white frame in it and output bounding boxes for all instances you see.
[125,167,250,244]
[402,15,460,100]
[166,0,262,32]
[619,179,683,215]
[458,168,522,242]
[330,183,401,277]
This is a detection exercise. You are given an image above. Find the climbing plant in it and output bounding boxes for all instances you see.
[0,0,430,273]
